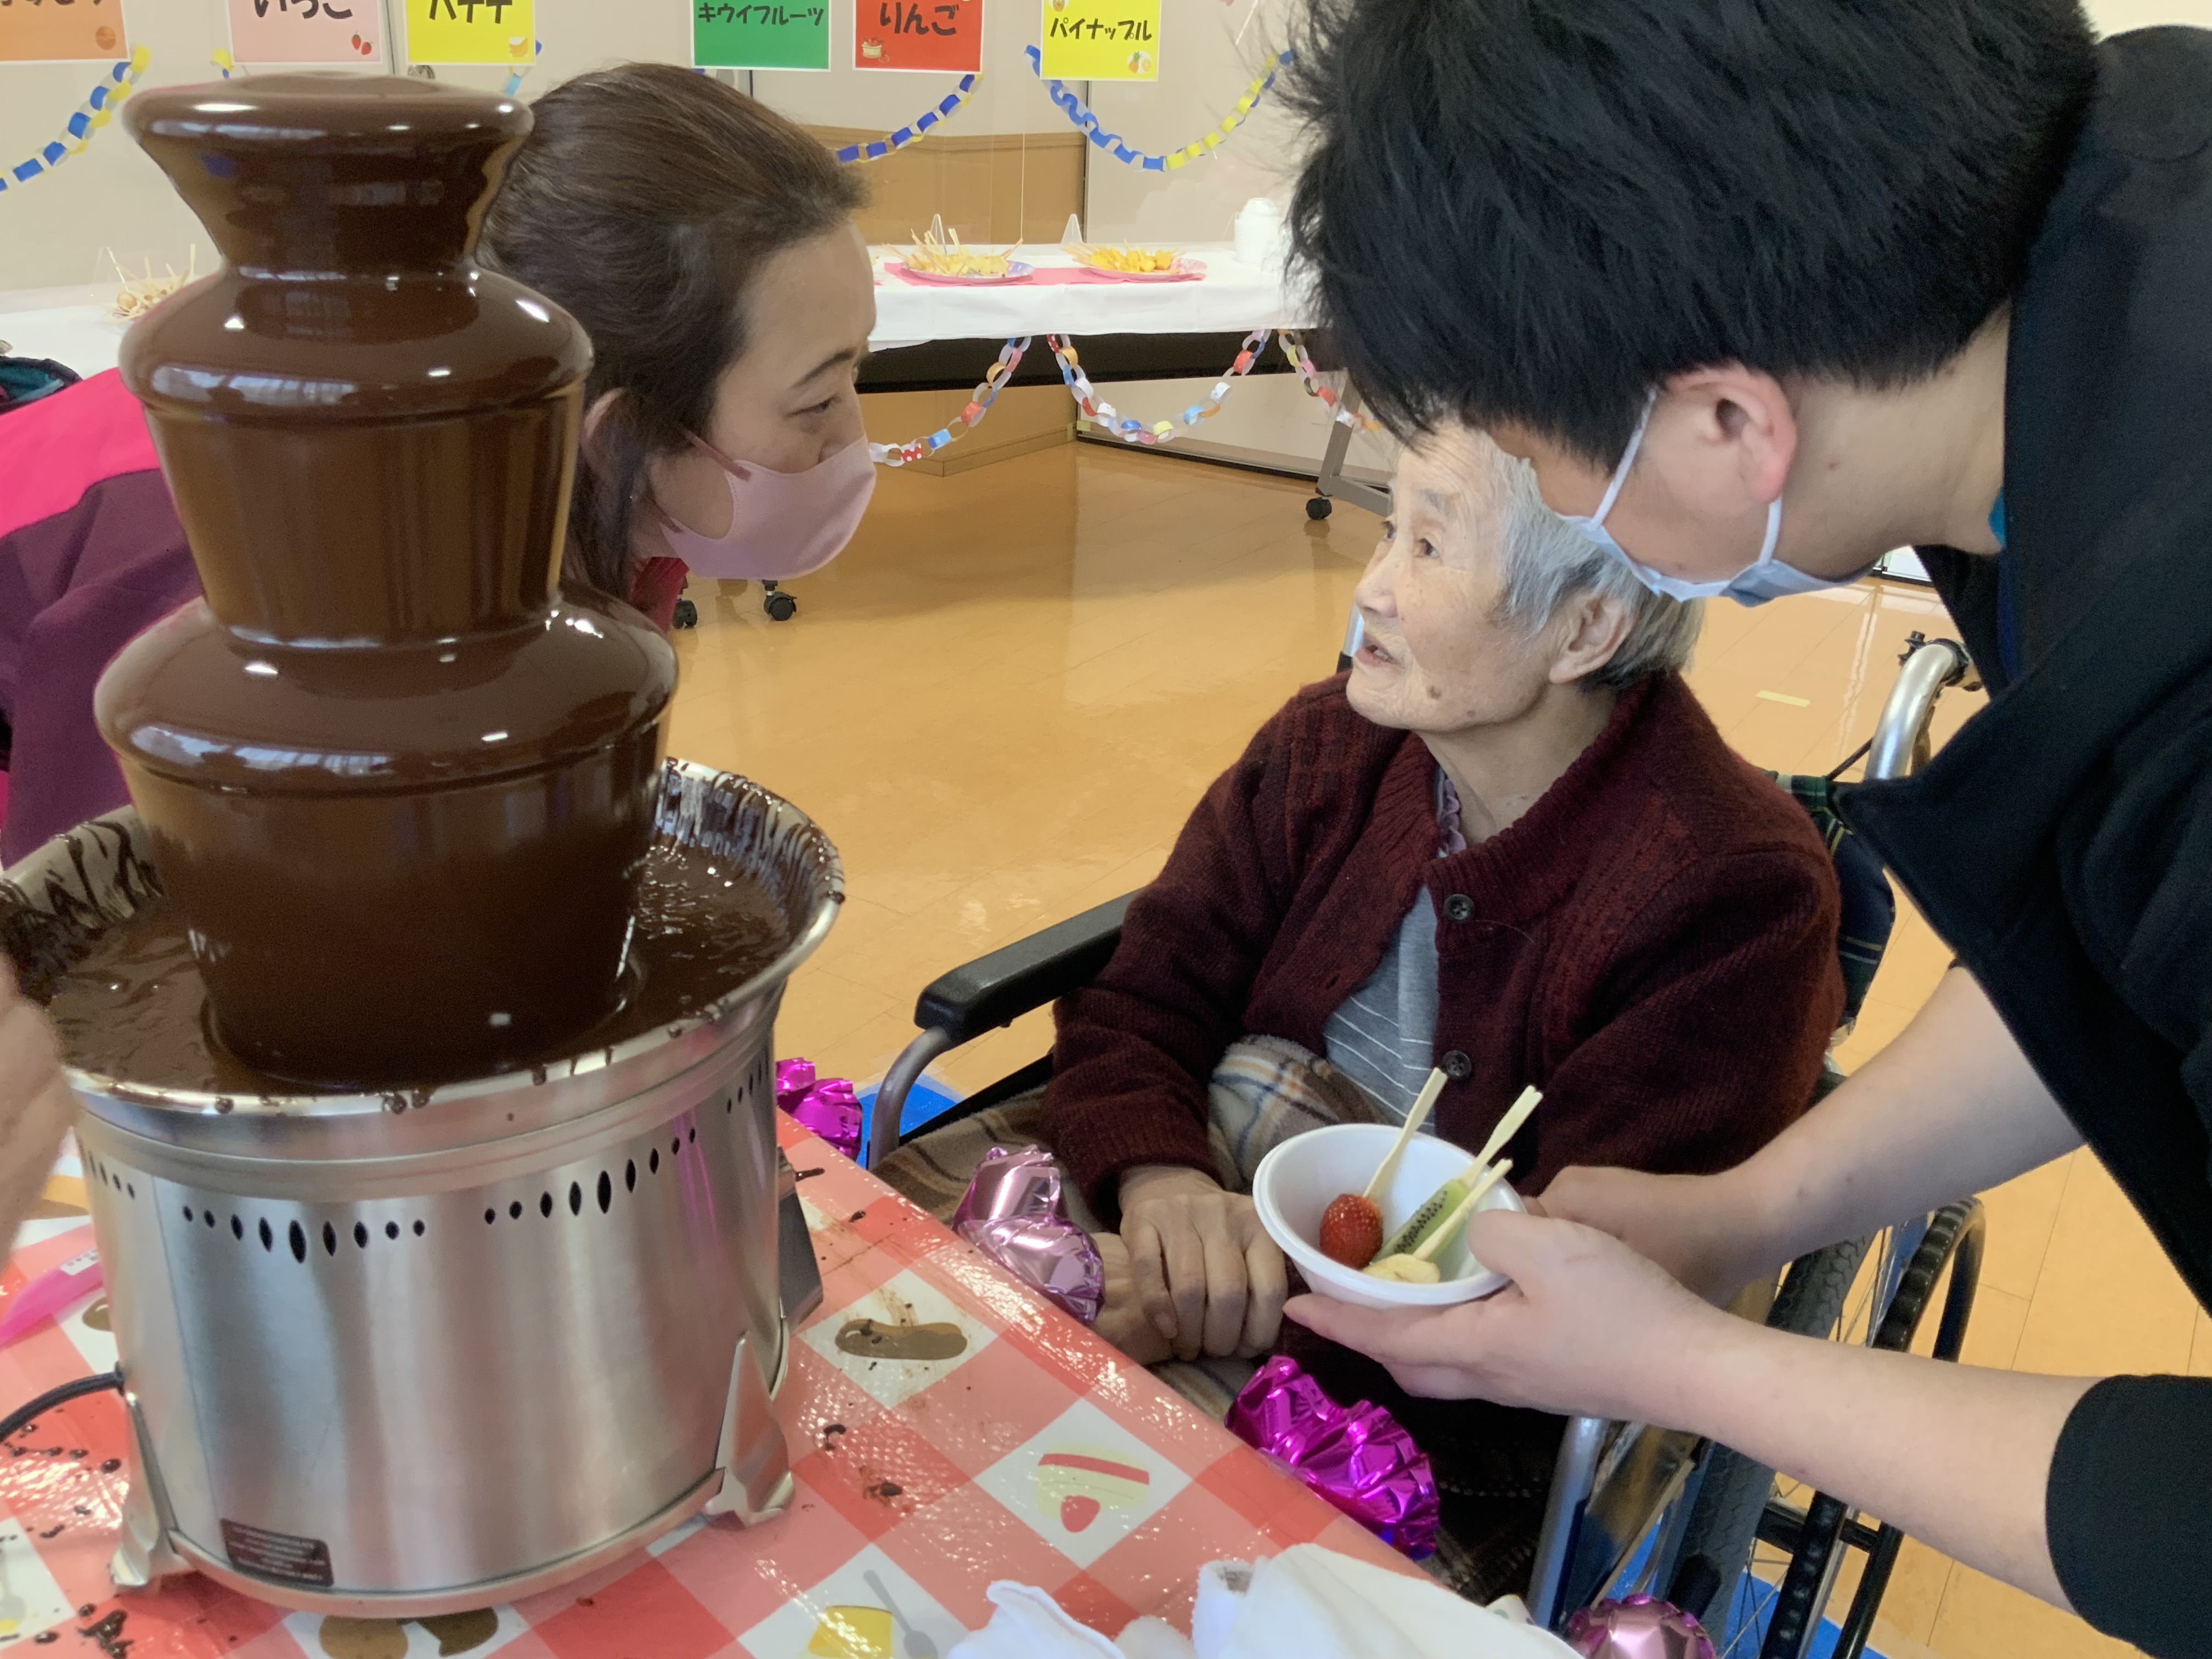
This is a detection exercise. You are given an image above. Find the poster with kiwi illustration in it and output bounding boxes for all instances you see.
[695,0,832,70]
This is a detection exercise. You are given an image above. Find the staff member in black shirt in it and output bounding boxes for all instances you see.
[1274,3,2212,1652]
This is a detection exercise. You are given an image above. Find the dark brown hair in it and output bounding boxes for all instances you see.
[481,64,866,598]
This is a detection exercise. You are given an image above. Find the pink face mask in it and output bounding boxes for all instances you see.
[647,431,877,581]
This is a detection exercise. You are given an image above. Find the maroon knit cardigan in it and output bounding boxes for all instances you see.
[1043,672,1844,1218]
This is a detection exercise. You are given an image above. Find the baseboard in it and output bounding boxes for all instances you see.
[897,425,1074,476]
[1076,428,1391,487]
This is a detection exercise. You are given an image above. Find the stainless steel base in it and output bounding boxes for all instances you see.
[168,1470,725,1620]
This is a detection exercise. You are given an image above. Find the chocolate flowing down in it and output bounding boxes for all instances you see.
[99,77,676,1087]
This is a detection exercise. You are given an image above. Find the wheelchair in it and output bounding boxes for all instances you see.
[862,633,1980,1658]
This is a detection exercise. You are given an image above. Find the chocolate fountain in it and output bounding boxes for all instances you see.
[0,76,840,1614]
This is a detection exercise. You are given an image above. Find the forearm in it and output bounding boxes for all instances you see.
[1654,1310,2091,1605]
[1724,968,2080,1271]
[0,993,75,1248]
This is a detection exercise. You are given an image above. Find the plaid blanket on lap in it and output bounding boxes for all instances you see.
[1768,771,1895,1035]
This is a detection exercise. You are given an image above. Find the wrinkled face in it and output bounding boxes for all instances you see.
[1346,427,1571,734]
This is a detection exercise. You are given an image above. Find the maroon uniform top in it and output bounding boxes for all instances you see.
[0,371,199,867]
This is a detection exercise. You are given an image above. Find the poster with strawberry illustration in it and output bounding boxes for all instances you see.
[225,0,382,69]
[853,0,981,74]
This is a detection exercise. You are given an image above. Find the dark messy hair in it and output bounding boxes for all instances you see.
[481,64,865,598]
[1283,0,2098,462]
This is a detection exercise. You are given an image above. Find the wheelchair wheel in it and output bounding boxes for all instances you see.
[1669,1236,1867,1652]
[1669,1203,1984,1659]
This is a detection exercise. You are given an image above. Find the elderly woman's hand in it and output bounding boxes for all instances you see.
[0,971,75,1242]
[1116,1164,1287,1361]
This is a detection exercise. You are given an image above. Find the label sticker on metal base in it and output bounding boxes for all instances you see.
[221,1520,334,1588]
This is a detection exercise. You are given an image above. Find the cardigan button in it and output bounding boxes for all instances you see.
[1440,1050,1474,1081]
[1444,893,1475,923]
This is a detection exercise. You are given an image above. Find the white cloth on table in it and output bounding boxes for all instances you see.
[947,1544,1579,1659]
[866,245,1310,346]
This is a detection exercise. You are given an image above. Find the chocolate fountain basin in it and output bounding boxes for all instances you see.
[1,760,841,1616]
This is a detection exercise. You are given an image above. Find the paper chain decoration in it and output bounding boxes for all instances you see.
[503,40,545,97]
[1024,44,1292,170]
[870,334,1031,467]
[1049,328,1271,444]
[2,48,153,195]
[834,72,981,164]
[1279,330,1384,431]
[870,328,1285,464]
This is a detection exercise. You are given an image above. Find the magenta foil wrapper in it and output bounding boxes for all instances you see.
[775,1058,863,1163]
[1564,1595,1718,1659]
[1226,1356,1439,1559]
[951,1146,1105,1325]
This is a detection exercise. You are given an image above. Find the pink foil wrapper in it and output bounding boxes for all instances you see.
[951,1146,1105,1325]
[1226,1356,1439,1559]
[1564,1595,1718,1659]
[775,1058,863,1164]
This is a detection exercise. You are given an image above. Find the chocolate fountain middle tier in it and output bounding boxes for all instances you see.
[100,77,676,1087]
[98,605,673,1087]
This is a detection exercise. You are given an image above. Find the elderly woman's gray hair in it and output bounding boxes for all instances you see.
[1486,443,1702,689]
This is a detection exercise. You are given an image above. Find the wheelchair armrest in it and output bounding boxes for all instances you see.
[912,892,1135,1046]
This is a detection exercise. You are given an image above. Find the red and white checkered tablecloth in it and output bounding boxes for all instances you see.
[0,1116,1415,1658]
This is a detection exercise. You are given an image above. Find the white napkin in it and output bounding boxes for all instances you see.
[949,1583,1131,1659]
[1195,1545,1578,1657]
[946,1544,1579,1659]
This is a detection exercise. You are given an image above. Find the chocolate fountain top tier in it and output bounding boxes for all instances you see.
[120,77,590,645]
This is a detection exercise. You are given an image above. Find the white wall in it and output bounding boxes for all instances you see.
[0,0,1070,292]
[1077,0,1299,244]
[3,0,2204,314]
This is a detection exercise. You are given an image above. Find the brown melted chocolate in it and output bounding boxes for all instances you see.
[40,838,786,1098]
[101,77,674,1088]
[833,1319,969,1362]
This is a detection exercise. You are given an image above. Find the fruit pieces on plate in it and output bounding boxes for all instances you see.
[1316,1165,1473,1274]
[1364,1254,1442,1284]
[1065,241,1185,274]
[1376,1166,1483,1262]
[902,217,1011,278]
[1318,1193,1384,1268]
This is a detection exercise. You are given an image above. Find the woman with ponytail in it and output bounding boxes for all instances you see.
[481,63,876,626]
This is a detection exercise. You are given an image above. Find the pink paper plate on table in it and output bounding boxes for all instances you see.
[883,259,1035,286]
[1068,256,1206,283]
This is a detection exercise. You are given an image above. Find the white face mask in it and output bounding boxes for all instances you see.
[1560,393,1857,606]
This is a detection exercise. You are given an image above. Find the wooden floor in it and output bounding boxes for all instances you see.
[667,441,2195,1659]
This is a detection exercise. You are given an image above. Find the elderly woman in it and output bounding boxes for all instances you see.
[1037,424,1843,1596]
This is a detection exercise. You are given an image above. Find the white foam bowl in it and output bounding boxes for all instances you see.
[1252,1122,1522,1311]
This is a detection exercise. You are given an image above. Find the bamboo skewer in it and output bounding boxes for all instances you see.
[1412,1158,1515,1264]
[1362,1066,1448,1204]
